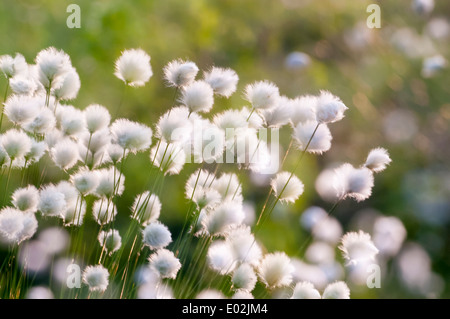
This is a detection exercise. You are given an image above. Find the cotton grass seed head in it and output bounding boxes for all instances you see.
[50,139,80,170]
[150,141,186,175]
[232,290,254,299]
[148,249,181,279]
[244,80,280,111]
[10,75,38,95]
[258,252,294,289]
[38,185,67,217]
[339,231,379,265]
[131,192,161,225]
[142,222,172,250]
[202,201,245,236]
[315,91,348,124]
[35,47,72,89]
[70,168,99,195]
[293,121,332,154]
[24,107,56,135]
[84,104,111,134]
[98,229,122,255]
[207,240,236,274]
[1,129,32,160]
[4,95,40,126]
[52,67,80,100]
[261,96,293,128]
[226,226,262,266]
[110,118,152,153]
[155,106,193,143]
[0,207,25,245]
[92,200,117,225]
[0,53,28,78]
[203,66,239,98]
[291,281,321,299]
[232,263,257,291]
[322,281,350,299]
[290,95,318,127]
[179,80,214,113]
[12,185,39,213]
[333,163,374,202]
[364,147,392,173]
[114,48,152,87]
[163,59,199,88]
[82,265,109,292]
[270,171,304,204]
[58,105,87,137]
[373,216,407,257]
[94,168,125,198]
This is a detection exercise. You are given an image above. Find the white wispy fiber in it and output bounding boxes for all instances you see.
[38,185,67,217]
[114,48,152,87]
[70,168,99,195]
[258,252,294,289]
[35,47,72,89]
[148,249,181,279]
[142,222,172,250]
[12,185,39,213]
[191,119,225,163]
[364,147,392,173]
[232,263,257,291]
[0,53,28,78]
[207,240,236,274]
[333,163,374,202]
[211,173,242,202]
[213,109,248,136]
[290,95,318,127]
[179,80,214,113]
[291,281,321,299]
[84,104,111,134]
[131,192,161,225]
[82,265,109,292]
[25,139,47,164]
[0,207,37,245]
[94,167,125,198]
[322,281,350,299]
[57,106,87,137]
[202,202,245,236]
[244,81,280,111]
[373,216,407,257]
[107,143,126,164]
[55,181,79,207]
[270,171,304,204]
[150,141,186,175]
[50,139,80,170]
[53,67,80,100]
[110,118,152,153]
[339,231,379,265]
[311,215,343,244]
[24,107,56,134]
[10,75,38,95]
[292,121,332,154]
[61,199,86,226]
[163,59,199,88]
[92,200,117,225]
[98,229,122,255]
[226,226,262,266]
[315,91,348,124]
[155,106,193,143]
[261,96,293,128]
[185,169,221,209]
[203,67,239,98]
[4,95,40,126]
[232,290,254,299]
[1,129,32,160]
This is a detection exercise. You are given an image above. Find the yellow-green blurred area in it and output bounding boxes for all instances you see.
[1,0,450,298]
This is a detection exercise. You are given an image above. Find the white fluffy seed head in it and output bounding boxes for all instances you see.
[26,286,54,299]
[315,91,348,124]
[232,263,257,291]
[207,240,236,274]
[150,141,186,175]
[364,147,392,173]
[0,208,25,245]
[258,252,294,289]
[4,95,40,126]
[244,81,280,111]
[70,168,99,195]
[339,231,379,265]
[12,185,39,213]
[293,121,332,154]
[270,171,304,204]
[52,67,80,100]
[25,139,47,164]
[1,129,32,160]
[373,216,407,257]
[114,48,152,87]
[142,222,172,250]
[148,249,181,279]
[35,47,72,89]
[311,215,343,244]
[24,107,56,135]
[226,226,262,265]
[92,200,117,225]
[179,80,214,113]
[291,281,321,299]
[290,95,318,127]
[58,105,87,137]
[185,170,221,209]
[10,75,38,95]
[55,181,79,207]
[107,143,126,164]
[82,265,109,292]
[38,185,67,217]
[196,289,225,299]
[261,96,293,128]
[202,202,245,236]
[333,163,374,202]
[203,67,239,98]
[163,59,199,88]
[131,192,161,225]
[61,199,86,226]
[211,173,242,202]
[213,109,248,134]
[232,290,254,299]
[110,118,152,153]
[94,168,125,198]
[322,281,350,299]
[0,53,28,78]
[50,139,80,170]
[84,104,111,134]
[155,106,193,143]
[98,229,122,255]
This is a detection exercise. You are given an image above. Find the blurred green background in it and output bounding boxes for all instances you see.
[1,0,449,298]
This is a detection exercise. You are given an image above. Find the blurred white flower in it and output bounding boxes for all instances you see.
[293,121,332,154]
[322,281,350,299]
[179,80,214,113]
[333,163,374,202]
[110,118,152,153]
[291,281,321,299]
[364,147,392,173]
[244,81,279,111]
[339,231,379,265]
[258,252,294,289]
[270,171,304,204]
[163,59,198,88]
[114,48,152,87]
[203,66,238,98]
[232,263,257,291]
